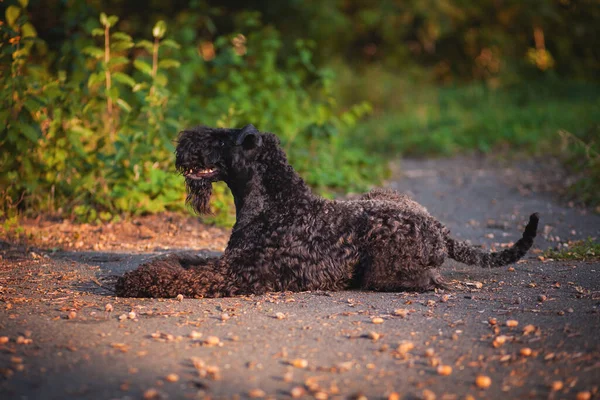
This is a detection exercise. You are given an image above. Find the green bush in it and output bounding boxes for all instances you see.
[1,6,384,225]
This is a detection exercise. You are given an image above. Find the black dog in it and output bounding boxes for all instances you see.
[115,125,538,298]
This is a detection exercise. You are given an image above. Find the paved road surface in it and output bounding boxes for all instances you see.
[1,156,599,400]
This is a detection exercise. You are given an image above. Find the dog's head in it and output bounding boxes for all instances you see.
[175,124,263,214]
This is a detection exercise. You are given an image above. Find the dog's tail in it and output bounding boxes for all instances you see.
[446,213,539,267]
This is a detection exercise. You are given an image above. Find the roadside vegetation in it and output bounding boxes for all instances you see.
[544,238,600,261]
[341,74,600,209]
[1,1,598,228]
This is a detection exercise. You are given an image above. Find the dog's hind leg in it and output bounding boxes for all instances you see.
[398,269,448,292]
[360,258,448,292]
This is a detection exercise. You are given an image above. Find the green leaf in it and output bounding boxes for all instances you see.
[108,56,130,68]
[87,72,105,88]
[100,12,108,26]
[91,28,104,37]
[82,46,104,59]
[6,6,21,27]
[107,16,119,28]
[43,81,62,100]
[154,72,167,86]
[152,20,167,39]
[12,49,29,61]
[17,122,41,142]
[111,32,133,42]
[82,99,99,115]
[112,72,136,87]
[110,41,134,52]
[160,39,180,49]
[18,0,29,8]
[116,98,132,113]
[158,59,180,69]
[69,125,95,138]
[136,40,154,52]
[133,59,152,76]
[67,130,87,157]
[23,97,45,114]
[132,83,148,92]
[107,86,120,101]
[21,22,37,38]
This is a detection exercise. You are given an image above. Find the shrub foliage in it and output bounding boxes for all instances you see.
[1,4,379,224]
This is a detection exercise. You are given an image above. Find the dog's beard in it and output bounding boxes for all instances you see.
[185,179,213,214]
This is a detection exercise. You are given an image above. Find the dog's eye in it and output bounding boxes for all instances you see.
[218,141,225,147]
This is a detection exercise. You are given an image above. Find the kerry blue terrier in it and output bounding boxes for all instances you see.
[115,125,539,298]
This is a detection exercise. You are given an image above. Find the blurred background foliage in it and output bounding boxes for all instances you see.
[1,0,599,225]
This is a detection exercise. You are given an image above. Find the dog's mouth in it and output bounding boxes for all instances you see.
[183,167,219,180]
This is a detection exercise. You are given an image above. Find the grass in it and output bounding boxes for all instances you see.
[341,76,600,208]
[348,80,599,156]
[544,238,600,261]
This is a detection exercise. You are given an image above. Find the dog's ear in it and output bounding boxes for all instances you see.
[235,124,263,149]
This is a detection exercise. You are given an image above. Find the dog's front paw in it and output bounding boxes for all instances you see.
[115,260,182,298]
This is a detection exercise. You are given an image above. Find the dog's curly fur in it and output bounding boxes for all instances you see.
[115,125,539,298]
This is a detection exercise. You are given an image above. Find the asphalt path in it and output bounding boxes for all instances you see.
[1,156,599,400]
